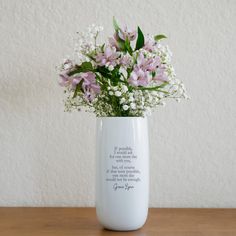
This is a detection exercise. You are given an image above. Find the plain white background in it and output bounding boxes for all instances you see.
[0,0,235,207]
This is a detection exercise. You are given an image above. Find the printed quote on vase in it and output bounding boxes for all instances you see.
[105,146,141,191]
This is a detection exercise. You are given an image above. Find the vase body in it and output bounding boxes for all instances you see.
[96,117,149,231]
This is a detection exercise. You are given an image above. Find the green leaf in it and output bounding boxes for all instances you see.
[68,62,93,76]
[101,43,105,52]
[117,39,125,51]
[154,34,167,41]
[80,61,93,70]
[72,86,80,98]
[96,66,112,79]
[72,80,83,98]
[156,81,168,89]
[135,26,145,50]
[124,38,133,54]
[113,16,120,31]
[138,82,169,91]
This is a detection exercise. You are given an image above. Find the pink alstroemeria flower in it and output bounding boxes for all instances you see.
[128,67,150,86]
[71,76,82,89]
[108,33,120,49]
[143,38,156,52]
[63,59,74,71]
[96,46,119,67]
[119,54,132,67]
[59,71,100,102]
[59,73,71,87]
[153,67,168,83]
[108,27,136,51]
[136,52,160,72]
[128,52,164,87]
[80,72,101,102]
[118,26,137,41]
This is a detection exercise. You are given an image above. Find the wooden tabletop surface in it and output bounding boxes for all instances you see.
[0,207,236,236]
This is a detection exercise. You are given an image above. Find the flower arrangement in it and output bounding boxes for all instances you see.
[58,18,188,117]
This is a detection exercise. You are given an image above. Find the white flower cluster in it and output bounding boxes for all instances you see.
[74,24,103,64]
[89,84,170,117]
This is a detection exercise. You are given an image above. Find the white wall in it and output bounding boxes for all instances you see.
[0,0,236,207]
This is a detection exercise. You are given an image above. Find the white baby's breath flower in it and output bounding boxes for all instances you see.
[153,97,160,103]
[108,65,114,71]
[99,26,104,31]
[119,67,128,78]
[148,96,153,103]
[172,85,179,91]
[130,103,136,110]
[95,26,103,32]
[129,96,134,102]
[183,94,190,99]
[151,91,158,96]
[109,91,114,95]
[121,85,128,93]
[180,83,185,90]
[178,88,184,94]
[122,105,129,111]
[115,91,122,97]
[120,98,126,104]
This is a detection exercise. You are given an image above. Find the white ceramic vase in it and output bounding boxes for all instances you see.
[96,117,149,231]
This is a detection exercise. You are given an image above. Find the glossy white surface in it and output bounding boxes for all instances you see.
[96,117,149,231]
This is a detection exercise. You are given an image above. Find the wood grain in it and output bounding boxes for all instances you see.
[0,208,235,236]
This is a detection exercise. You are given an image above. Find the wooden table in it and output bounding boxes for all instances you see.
[0,208,236,235]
